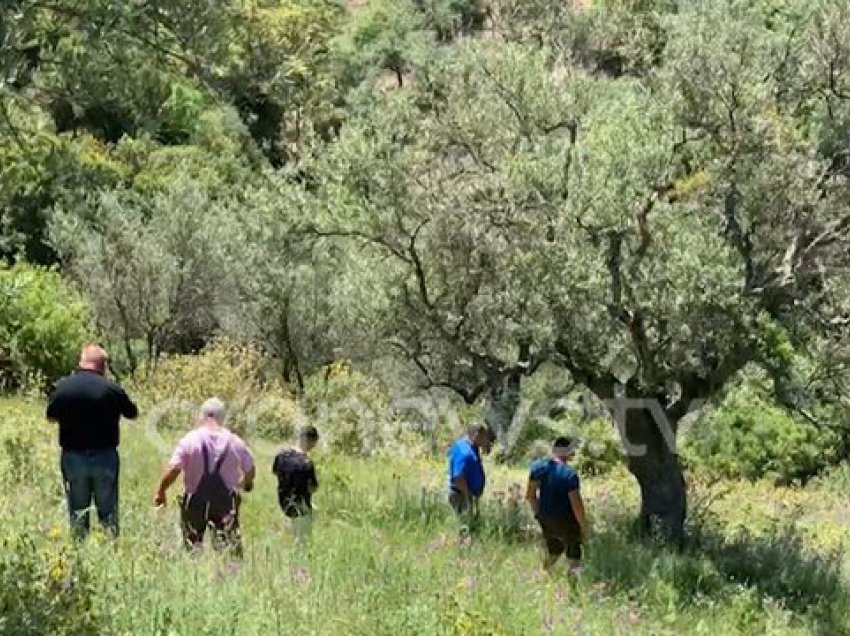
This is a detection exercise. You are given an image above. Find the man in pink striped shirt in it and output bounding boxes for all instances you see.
[154,398,255,553]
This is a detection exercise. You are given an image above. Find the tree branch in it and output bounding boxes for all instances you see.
[304,226,411,264]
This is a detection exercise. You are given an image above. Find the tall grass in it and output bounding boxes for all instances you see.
[1,398,848,635]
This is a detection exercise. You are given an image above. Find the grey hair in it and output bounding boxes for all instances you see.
[200,397,226,423]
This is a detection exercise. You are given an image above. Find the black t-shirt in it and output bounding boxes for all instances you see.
[272,448,318,517]
[46,369,138,451]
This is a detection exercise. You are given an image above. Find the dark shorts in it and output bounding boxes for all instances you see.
[538,515,582,560]
[448,491,468,514]
[281,503,312,518]
[448,491,480,516]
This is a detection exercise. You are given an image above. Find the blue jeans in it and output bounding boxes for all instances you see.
[60,449,120,538]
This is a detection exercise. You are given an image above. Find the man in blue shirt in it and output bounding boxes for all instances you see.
[447,424,493,517]
[526,436,590,575]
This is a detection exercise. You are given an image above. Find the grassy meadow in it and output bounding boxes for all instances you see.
[1,395,850,635]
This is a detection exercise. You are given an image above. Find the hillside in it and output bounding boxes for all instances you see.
[3,1,850,633]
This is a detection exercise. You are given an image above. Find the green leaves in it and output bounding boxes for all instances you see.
[49,174,232,367]
[0,262,90,390]
[2,0,849,459]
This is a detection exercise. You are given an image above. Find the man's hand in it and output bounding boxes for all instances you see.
[154,465,181,508]
[241,466,256,493]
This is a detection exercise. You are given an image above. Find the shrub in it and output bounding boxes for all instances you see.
[573,417,623,476]
[156,82,210,145]
[681,385,839,483]
[414,0,487,40]
[302,361,395,456]
[506,415,559,462]
[0,534,100,635]
[0,263,90,391]
[508,411,622,475]
[130,339,299,439]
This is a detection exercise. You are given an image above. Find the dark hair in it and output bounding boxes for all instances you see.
[553,436,575,450]
[467,423,490,437]
[298,425,319,441]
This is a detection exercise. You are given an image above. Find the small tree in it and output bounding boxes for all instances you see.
[50,175,229,370]
[221,182,374,391]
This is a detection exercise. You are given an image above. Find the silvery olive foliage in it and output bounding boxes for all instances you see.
[308,0,850,535]
[5,0,850,534]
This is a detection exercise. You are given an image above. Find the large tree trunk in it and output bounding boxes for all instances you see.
[483,371,522,457]
[617,406,687,545]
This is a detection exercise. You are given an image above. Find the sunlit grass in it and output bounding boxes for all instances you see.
[1,397,848,635]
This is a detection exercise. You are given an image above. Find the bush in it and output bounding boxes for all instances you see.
[507,415,559,462]
[414,0,487,40]
[156,82,210,145]
[0,263,90,391]
[573,417,623,476]
[681,386,839,483]
[0,534,100,635]
[508,410,622,476]
[131,339,299,439]
[302,361,396,456]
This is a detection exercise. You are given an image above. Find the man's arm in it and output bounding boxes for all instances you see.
[46,387,64,421]
[568,490,590,538]
[237,440,255,492]
[526,479,540,517]
[241,465,256,492]
[118,388,139,420]
[153,466,181,507]
[308,463,318,493]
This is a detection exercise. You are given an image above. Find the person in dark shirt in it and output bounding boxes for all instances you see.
[272,426,319,542]
[526,437,590,575]
[46,345,138,539]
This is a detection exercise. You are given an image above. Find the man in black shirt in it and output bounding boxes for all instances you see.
[272,426,319,542]
[46,345,138,538]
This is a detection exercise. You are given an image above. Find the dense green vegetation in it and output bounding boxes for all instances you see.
[2,1,850,630]
[1,390,849,635]
[0,262,90,390]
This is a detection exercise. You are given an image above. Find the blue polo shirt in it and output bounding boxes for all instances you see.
[447,437,485,497]
[530,459,580,519]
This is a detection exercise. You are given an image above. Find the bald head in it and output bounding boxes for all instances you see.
[79,345,108,375]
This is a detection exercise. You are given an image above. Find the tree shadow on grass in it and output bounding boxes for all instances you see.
[584,514,849,636]
[379,487,848,634]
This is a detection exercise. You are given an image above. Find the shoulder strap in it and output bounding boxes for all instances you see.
[201,442,211,475]
[212,440,231,475]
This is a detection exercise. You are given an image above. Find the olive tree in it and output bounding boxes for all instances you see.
[315,0,850,541]
[221,180,385,391]
[50,175,230,370]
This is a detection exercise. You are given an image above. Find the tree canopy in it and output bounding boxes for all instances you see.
[3,0,850,538]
